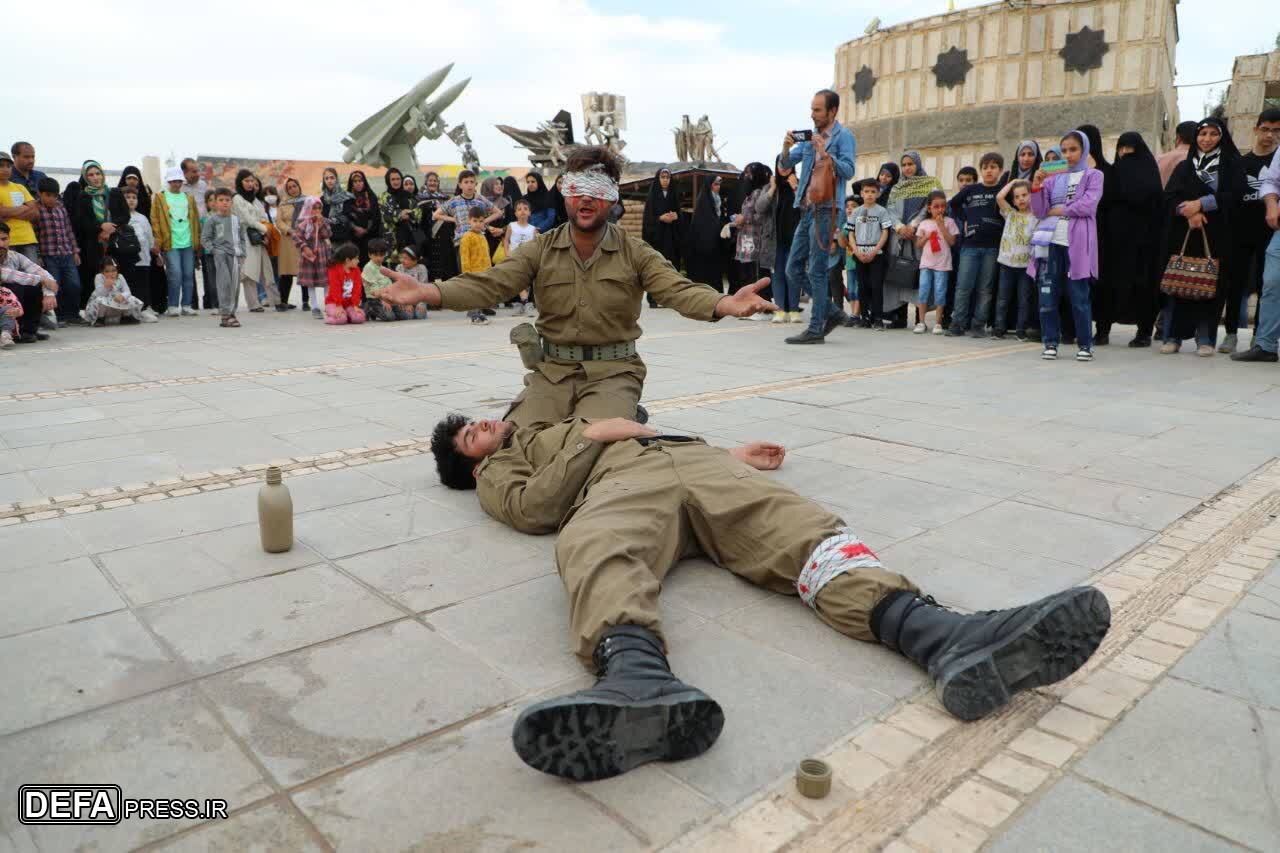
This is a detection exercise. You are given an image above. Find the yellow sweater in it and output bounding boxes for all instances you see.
[459,230,491,274]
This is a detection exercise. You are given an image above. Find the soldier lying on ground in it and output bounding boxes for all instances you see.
[429,414,1112,782]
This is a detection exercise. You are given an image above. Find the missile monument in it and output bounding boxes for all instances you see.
[340,64,470,178]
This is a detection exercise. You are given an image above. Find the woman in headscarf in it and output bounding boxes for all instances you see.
[1005,140,1042,183]
[882,151,943,323]
[1043,147,1063,164]
[117,166,151,218]
[731,162,772,297]
[1075,124,1118,344]
[548,175,569,226]
[501,176,523,227]
[875,162,900,208]
[758,157,801,322]
[292,195,332,319]
[1160,117,1245,356]
[418,171,457,281]
[232,169,282,311]
[523,171,555,232]
[71,160,129,309]
[1105,132,1165,347]
[480,176,511,254]
[686,175,727,291]
[344,170,381,266]
[641,168,683,303]
[276,177,305,309]
[378,167,419,256]
[320,167,354,245]
[1029,129,1104,360]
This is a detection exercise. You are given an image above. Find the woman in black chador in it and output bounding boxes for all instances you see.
[685,176,727,292]
[1106,132,1165,347]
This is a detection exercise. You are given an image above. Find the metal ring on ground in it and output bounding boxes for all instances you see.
[796,758,832,799]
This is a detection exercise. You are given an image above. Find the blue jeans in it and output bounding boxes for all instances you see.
[774,243,801,311]
[996,263,1036,334]
[951,247,999,332]
[846,268,860,304]
[40,254,82,320]
[165,246,196,309]
[1160,294,1215,347]
[1038,244,1093,349]
[1252,230,1280,352]
[917,268,947,306]
[785,206,837,335]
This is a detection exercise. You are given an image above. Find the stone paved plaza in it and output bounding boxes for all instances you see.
[1,305,1277,852]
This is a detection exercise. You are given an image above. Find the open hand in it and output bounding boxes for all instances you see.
[714,278,779,318]
[378,266,440,307]
[582,417,658,444]
[730,441,786,471]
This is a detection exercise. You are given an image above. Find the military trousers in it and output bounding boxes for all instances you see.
[554,440,919,666]
[505,355,646,429]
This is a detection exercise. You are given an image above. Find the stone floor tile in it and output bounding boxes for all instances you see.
[1017,475,1202,532]
[978,753,1050,795]
[989,776,1239,853]
[0,555,124,636]
[852,723,929,767]
[824,743,894,791]
[1007,729,1077,767]
[1037,705,1109,744]
[886,702,960,742]
[0,516,91,572]
[940,779,1020,828]
[1074,678,1280,850]
[202,620,519,786]
[1170,609,1280,709]
[293,493,479,559]
[141,565,401,677]
[661,557,774,619]
[0,610,182,734]
[579,765,721,849]
[148,802,324,852]
[905,806,987,853]
[292,711,640,851]
[0,686,273,852]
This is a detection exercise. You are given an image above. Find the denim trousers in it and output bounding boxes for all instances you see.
[996,263,1036,334]
[1038,244,1093,349]
[773,243,800,311]
[1255,230,1280,353]
[40,254,82,320]
[165,247,196,308]
[785,206,837,335]
[950,246,998,331]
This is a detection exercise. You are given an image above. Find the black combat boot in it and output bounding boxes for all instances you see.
[512,625,724,781]
[874,587,1110,721]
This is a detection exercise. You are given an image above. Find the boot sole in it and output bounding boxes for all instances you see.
[512,692,724,781]
[937,587,1111,722]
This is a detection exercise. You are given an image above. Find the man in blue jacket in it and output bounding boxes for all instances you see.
[780,89,856,344]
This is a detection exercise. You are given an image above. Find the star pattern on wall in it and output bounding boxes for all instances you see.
[1060,26,1109,74]
[931,47,972,89]
[853,65,877,104]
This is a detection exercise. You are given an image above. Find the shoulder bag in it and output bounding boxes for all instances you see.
[1159,227,1218,301]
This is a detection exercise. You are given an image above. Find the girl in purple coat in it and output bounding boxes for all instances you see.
[1029,130,1104,362]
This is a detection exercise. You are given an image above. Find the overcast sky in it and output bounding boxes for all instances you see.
[12,0,1274,174]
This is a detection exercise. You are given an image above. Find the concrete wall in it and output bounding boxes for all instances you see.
[834,0,1179,190]
[1225,50,1280,134]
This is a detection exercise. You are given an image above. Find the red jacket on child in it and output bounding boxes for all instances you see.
[326,263,363,307]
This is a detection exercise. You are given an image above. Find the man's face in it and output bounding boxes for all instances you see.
[1256,121,1280,154]
[810,94,835,130]
[565,193,610,232]
[454,419,510,460]
[183,161,199,183]
[13,145,33,173]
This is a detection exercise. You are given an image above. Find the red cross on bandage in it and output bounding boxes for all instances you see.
[839,542,875,560]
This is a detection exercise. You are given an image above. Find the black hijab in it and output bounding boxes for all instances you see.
[743,162,772,196]
[643,169,681,241]
[547,178,568,225]
[117,165,151,216]
[524,172,551,213]
[1077,124,1112,172]
[383,168,411,207]
[876,162,899,207]
[234,169,258,203]
[689,178,724,256]
[347,170,376,212]
[1186,117,1240,187]
[1109,131,1163,243]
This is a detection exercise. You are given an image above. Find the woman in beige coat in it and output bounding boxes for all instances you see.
[276,177,305,308]
[231,169,282,311]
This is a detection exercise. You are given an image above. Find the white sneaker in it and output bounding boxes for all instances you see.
[0,330,13,348]
[913,323,926,334]
[180,306,197,316]
[771,312,786,324]
[932,324,945,335]
[140,309,159,324]
[788,311,803,323]
[164,307,180,317]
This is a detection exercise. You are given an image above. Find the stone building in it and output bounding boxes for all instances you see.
[834,0,1179,190]
[1224,49,1280,133]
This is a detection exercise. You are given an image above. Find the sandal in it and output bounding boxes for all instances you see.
[220,317,241,328]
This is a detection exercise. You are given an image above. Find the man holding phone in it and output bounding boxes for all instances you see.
[780,89,857,344]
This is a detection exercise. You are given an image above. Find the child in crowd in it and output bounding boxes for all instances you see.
[325,242,365,325]
[459,206,492,325]
[362,238,408,322]
[200,189,219,315]
[995,180,1039,341]
[203,188,243,328]
[440,170,499,319]
[941,167,979,328]
[948,153,1006,337]
[914,190,959,334]
[502,198,539,315]
[394,246,431,319]
[0,285,21,348]
[840,194,860,322]
[848,180,891,329]
[1030,130,1101,362]
[293,196,332,319]
[85,257,149,325]
[120,186,160,317]
[956,167,978,188]
[34,177,85,325]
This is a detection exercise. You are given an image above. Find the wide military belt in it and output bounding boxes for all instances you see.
[542,339,638,361]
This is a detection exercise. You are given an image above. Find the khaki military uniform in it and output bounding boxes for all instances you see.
[438,223,725,428]
[477,420,919,667]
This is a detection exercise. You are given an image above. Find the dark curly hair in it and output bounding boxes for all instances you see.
[431,414,477,490]
[561,145,625,182]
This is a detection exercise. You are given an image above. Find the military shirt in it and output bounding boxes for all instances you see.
[438,222,724,347]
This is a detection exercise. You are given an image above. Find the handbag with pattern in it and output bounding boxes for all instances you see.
[1160,227,1218,302]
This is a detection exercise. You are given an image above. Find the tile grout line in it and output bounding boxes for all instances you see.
[661,460,1280,852]
[0,344,1023,525]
